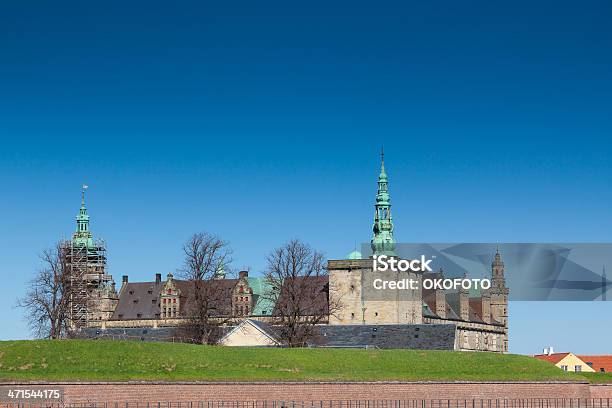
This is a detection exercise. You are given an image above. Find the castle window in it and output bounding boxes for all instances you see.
[575,366,582,372]
[374,312,378,317]
[351,313,355,319]
[561,365,568,371]
[167,289,172,294]
[137,313,142,318]
[245,306,249,314]
[173,298,176,303]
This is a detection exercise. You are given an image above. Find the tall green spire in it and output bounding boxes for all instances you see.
[73,184,93,246]
[371,148,396,255]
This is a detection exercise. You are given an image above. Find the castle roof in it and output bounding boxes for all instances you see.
[112,278,239,320]
[312,323,456,350]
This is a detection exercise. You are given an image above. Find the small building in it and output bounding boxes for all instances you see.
[219,319,280,347]
[533,349,595,373]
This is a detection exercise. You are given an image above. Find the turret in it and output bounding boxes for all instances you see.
[73,184,93,247]
[490,248,509,327]
[371,148,396,255]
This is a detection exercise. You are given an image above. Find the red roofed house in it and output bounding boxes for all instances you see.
[577,356,612,373]
[533,348,595,373]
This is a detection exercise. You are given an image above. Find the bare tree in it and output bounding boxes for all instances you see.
[264,239,342,347]
[17,242,70,339]
[177,232,233,344]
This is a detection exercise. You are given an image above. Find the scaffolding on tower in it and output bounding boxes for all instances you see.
[63,237,109,330]
[62,185,115,331]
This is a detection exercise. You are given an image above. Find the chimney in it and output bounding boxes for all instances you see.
[155,273,162,284]
[122,275,128,284]
[239,270,248,279]
[548,346,554,355]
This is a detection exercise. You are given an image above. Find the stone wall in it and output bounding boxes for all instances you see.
[589,384,612,399]
[0,382,593,404]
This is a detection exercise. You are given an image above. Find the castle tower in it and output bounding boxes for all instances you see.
[63,185,117,329]
[329,151,422,325]
[371,148,396,256]
[489,247,509,350]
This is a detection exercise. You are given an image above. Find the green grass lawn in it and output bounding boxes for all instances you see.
[0,339,602,383]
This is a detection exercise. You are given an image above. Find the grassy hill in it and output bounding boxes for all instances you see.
[0,340,597,382]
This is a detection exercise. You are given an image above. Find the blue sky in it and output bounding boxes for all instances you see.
[0,1,611,354]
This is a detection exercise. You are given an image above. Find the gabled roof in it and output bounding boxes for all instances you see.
[533,352,571,364]
[248,277,275,316]
[273,275,329,316]
[219,318,280,346]
[577,355,612,372]
[112,278,240,320]
[112,282,164,320]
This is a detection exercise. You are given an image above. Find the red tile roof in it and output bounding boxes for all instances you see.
[577,355,612,373]
[533,353,571,365]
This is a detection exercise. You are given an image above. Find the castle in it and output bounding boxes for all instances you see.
[72,154,508,352]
